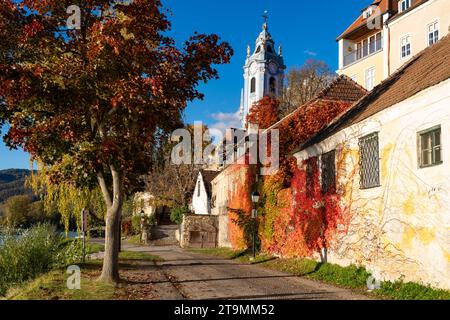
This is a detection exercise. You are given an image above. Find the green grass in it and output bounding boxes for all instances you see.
[4,250,163,300]
[119,250,163,262]
[6,264,115,300]
[191,248,450,300]
[374,281,450,300]
[86,242,104,254]
[125,234,142,246]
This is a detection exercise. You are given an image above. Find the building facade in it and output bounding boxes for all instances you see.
[337,0,450,90]
[191,170,219,215]
[295,35,450,289]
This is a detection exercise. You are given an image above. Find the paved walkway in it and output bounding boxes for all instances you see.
[116,242,373,300]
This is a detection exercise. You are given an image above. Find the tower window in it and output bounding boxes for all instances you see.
[269,77,276,95]
[250,77,256,93]
[267,45,274,54]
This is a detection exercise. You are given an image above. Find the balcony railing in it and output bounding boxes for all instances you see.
[343,38,383,67]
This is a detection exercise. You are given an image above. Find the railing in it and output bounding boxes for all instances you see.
[343,38,383,67]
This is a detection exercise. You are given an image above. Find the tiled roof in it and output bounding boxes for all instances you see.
[337,0,391,41]
[337,0,430,41]
[268,75,367,130]
[316,75,368,102]
[297,34,450,152]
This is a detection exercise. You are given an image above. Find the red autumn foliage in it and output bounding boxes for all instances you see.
[226,91,355,257]
[246,96,280,129]
[268,158,348,257]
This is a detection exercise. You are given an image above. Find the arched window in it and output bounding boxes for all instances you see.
[267,45,274,54]
[250,77,256,93]
[197,180,201,197]
[269,77,276,95]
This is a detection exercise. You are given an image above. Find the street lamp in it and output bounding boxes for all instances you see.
[251,190,260,258]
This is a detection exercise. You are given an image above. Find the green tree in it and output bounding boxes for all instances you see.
[2,195,32,228]
[0,0,232,283]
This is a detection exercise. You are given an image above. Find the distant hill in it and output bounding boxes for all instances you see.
[0,169,33,204]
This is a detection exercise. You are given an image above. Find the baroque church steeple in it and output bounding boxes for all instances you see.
[240,12,285,128]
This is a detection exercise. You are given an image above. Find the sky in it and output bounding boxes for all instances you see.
[0,0,369,170]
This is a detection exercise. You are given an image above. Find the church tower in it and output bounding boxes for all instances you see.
[240,13,286,127]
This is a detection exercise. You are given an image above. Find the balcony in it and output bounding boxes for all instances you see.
[343,37,383,68]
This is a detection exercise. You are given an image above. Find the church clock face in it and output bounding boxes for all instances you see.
[268,62,278,75]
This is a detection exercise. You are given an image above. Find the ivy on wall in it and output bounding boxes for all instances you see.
[224,95,355,258]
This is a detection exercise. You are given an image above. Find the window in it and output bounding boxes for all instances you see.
[197,180,201,197]
[359,132,380,189]
[356,42,362,60]
[399,0,411,13]
[363,6,373,19]
[418,126,442,168]
[365,67,375,91]
[363,39,369,57]
[356,32,382,60]
[269,77,276,95]
[250,77,256,93]
[401,35,411,59]
[428,21,439,46]
[376,32,382,51]
[321,150,336,194]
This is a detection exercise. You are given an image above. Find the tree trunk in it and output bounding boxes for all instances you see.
[97,166,124,284]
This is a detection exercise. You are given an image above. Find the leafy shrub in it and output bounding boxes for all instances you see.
[170,206,191,225]
[0,223,80,296]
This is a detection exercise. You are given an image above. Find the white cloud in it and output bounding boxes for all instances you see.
[304,50,318,57]
[209,110,242,134]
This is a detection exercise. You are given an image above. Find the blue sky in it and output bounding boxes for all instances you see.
[0,0,368,170]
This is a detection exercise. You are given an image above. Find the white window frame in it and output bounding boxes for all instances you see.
[400,34,412,60]
[356,32,383,60]
[399,0,412,13]
[365,67,375,91]
[426,19,439,47]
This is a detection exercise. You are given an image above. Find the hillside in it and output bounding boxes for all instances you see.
[0,169,33,204]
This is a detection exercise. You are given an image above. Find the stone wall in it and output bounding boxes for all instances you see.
[180,215,218,248]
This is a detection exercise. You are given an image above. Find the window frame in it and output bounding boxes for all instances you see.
[400,34,412,60]
[418,125,442,168]
[399,0,412,13]
[359,132,381,190]
[427,20,439,47]
[321,150,336,194]
[250,77,256,94]
[365,67,375,91]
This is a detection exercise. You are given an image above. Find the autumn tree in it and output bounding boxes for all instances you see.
[281,59,335,115]
[0,0,232,283]
[146,123,212,209]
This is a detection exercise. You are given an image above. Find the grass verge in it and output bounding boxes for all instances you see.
[5,250,163,300]
[191,248,450,300]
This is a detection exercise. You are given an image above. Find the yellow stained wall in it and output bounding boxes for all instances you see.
[295,78,450,289]
[389,0,450,74]
[339,50,384,89]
